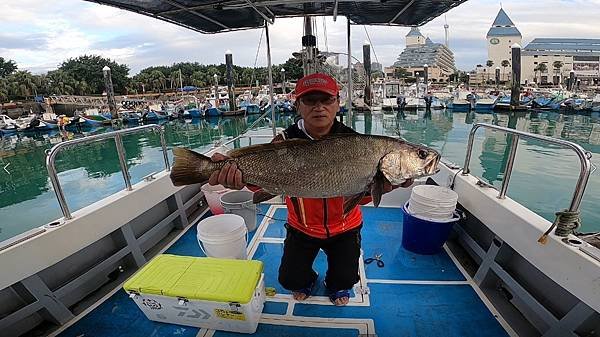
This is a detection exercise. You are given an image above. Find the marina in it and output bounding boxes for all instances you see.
[1,0,600,336]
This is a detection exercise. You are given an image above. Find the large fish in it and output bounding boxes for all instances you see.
[169,134,440,211]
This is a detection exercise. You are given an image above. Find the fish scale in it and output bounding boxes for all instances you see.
[170,134,440,201]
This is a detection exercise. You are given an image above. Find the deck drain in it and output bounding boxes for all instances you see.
[562,238,583,247]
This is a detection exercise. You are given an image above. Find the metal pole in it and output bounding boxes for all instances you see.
[158,126,171,171]
[302,16,317,75]
[225,50,236,111]
[346,18,353,121]
[424,64,429,93]
[46,154,72,219]
[281,68,286,95]
[179,69,183,99]
[498,134,519,199]
[462,126,478,175]
[103,66,117,119]
[510,43,521,109]
[114,133,132,191]
[495,67,500,89]
[363,41,372,106]
[265,24,277,137]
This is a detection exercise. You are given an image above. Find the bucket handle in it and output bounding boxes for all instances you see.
[198,228,249,258]
[222,202,254,211]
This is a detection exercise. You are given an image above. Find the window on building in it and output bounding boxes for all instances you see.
[534,55,538,58]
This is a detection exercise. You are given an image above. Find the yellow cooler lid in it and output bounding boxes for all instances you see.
[123,255,263,304]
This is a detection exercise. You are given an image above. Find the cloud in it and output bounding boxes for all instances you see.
[1,0,600,74]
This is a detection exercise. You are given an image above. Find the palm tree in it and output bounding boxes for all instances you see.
[536,63,548,84]
[486,60,494,83]
[553,61,564,85]
[501,60,510,81]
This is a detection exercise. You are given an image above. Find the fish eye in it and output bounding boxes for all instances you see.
[418,149,428,160]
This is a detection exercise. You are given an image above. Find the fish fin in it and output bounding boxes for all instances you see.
[343,191,368,215]
[253,190,277,204]
[227,139,311,157]
[370,171,386,208]
[170,147,215,186]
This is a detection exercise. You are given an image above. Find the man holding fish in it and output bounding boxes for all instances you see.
[170,73,440,306]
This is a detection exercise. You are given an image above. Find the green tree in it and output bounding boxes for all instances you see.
[58,55,130,95]
[281,57,304,82]
[553,61,564,84]
[486,60,494,83]
[501,60,510,81]
[7,70,37,99]
[0,77,9,101]
[534,63,548,83]
[393,67,410,79]
[0,57,18,77]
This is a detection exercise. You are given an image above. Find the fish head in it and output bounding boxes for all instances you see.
[380,142,440,184]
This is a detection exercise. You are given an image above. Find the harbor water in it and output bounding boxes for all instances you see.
[1,110,599,243]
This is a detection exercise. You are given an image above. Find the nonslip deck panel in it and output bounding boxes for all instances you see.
[60,205,508,337]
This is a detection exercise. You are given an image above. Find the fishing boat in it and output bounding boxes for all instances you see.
[1,1,599,337]
[0,114,18,135]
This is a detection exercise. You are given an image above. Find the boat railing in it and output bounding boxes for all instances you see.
[462,123,592,212]
[46,124,170,220]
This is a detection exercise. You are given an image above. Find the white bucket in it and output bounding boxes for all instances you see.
[201,183,230,215]
[220,190,257,232]
[408,185,458,220]
[196,214,248,259]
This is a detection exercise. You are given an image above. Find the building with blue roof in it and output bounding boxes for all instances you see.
[522,38,600,85]
[486,8,522,74]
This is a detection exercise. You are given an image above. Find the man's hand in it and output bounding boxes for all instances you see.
[383,178,414,194]
[208,153,245,190]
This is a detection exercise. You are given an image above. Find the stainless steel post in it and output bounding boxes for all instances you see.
[346,18,353,121]
[46,152,72,219]
[498,134,519,199]
[114,133,132,191]
[265,24,277,137]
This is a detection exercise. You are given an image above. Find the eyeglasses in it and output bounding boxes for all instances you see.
[299,95,337,106]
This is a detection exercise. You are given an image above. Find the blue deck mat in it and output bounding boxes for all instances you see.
[294,283,509,337]
[59,205,506,337]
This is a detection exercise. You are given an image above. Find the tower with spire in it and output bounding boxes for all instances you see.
[486,8,522,70]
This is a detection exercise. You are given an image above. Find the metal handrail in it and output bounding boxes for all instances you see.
[46,124,170,220]
[462,123,592,212]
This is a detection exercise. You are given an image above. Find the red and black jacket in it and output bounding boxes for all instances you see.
[275,120,370,239]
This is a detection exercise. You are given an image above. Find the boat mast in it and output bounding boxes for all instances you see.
[265,23,277,137]
[346,18,353,120]
[302,15,317,75]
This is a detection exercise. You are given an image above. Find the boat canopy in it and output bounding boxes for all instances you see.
[83,0,467,33]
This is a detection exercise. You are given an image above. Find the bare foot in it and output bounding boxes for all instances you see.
[292,291,309,301]
[333,296,349,306]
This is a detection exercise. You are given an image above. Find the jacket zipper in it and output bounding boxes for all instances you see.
[322,198,330,238]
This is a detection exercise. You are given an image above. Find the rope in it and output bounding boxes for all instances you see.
[363,26,380,65]
[249,28,265,91]
[323,17,329,52]
[538,210,581,244]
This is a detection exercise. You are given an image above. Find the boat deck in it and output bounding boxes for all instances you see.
[56,204,511,337]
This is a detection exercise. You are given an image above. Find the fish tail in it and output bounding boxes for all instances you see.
[170,147,216,186]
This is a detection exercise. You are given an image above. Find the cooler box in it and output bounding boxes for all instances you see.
[123,254,265,333]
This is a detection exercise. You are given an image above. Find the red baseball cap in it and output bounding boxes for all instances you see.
[294,73,339,98]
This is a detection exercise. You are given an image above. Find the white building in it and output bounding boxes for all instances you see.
[522,39,600,86]
[486,8,522,81]
[393,27,456,82]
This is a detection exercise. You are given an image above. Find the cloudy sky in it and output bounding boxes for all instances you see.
[2,0,600,75]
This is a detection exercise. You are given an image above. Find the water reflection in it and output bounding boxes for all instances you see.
[0,116,294,240]
[1,110,600,241]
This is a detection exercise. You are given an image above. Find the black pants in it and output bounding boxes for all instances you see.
[278,224,362,292]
